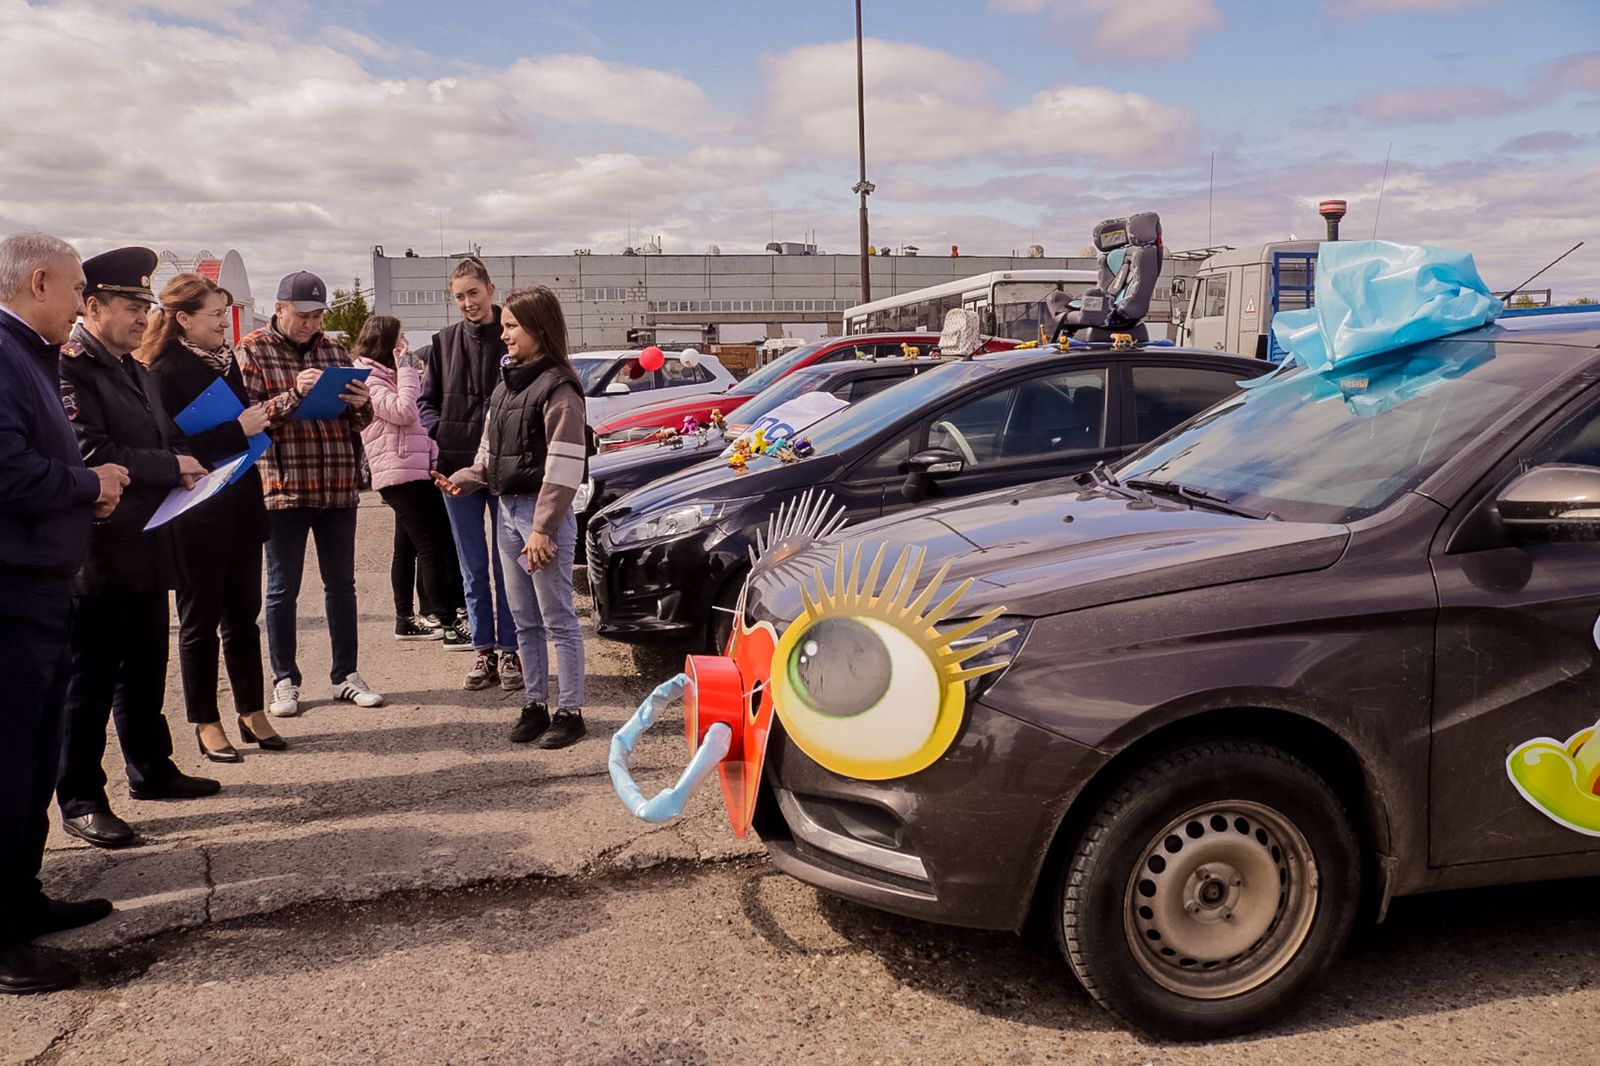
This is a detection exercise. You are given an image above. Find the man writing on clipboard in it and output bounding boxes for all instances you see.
[237,270,384,716]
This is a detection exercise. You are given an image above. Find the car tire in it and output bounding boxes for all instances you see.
[1056,740,1360,1040]
[705,569,747,655]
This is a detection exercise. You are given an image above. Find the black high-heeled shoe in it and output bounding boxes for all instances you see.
[237,714,288,751]
[195,726,242,764]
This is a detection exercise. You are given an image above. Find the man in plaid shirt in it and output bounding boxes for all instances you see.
[238,271,384,715]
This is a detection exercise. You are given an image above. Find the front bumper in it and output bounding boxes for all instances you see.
[754,706,1102,932]
[585,514,740,644]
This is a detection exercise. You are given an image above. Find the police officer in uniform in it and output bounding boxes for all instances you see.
[0,232,127,993]
[56,247,219,850]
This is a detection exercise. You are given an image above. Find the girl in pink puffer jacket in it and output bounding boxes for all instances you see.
[351,316,468,643]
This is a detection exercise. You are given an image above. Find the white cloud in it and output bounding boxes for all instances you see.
[501,55,733,138]
[1328,0,1495,13]
[761,39,1193,165]
[990,0,1224,59]
[1353,85,1524,123]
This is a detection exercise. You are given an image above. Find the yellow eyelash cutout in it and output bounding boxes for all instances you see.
[769,542,1017,781]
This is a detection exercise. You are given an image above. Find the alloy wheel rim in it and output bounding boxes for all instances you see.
[1120,800,1318,999]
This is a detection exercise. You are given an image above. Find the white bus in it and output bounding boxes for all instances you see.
[842,269,1097,340]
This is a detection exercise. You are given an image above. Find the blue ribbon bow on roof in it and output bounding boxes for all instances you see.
[1268,240,1504,374]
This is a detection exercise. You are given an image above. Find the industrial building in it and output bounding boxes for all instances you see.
[371,246,1201,351]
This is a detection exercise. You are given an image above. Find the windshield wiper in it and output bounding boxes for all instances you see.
[1123,478,1280,521]
[1087,460,1144,500]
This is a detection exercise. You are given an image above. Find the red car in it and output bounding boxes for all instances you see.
[590,332,1021,451]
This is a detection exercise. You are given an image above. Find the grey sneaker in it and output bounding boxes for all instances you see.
[464,651,499,691]
[499,651,524,691]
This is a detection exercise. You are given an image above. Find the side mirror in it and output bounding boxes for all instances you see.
[1496,464,1600,542]
[604,381,631,396]
[907,448,965,476]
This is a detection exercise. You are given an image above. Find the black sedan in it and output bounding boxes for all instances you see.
[587,343,1267,651]
[574,355,954,554]
[726,309,1600,1038]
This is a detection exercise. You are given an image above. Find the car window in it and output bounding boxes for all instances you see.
[1526,399,1600,467]
[574,359,612,393]
[930,368,1106,467]
[855,432,914,479]
[660,358,711,386]
[1131,365,1247,441]
[730,341,830,396]
[604,358,656,393]
[846,374,909,402]
[1199,275,1227,318]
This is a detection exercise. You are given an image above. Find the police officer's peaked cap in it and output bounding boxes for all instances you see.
[83,246,159,304]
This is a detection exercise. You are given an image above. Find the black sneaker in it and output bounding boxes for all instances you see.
[535,709,586,749]
[395,616,443,641]
[509,701,550,744]
[440,623,472,651]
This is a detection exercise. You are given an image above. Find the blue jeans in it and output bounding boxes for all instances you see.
[443,489,517,653]
[495,497,584,709]
[265,507,359,686]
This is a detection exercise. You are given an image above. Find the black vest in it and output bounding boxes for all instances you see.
[485,360,584,497]
[430,315,506,472]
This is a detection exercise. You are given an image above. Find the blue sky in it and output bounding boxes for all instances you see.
[3,0,1597,300]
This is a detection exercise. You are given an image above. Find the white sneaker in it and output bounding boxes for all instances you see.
[334,672,385,708]
[269,679,301,717]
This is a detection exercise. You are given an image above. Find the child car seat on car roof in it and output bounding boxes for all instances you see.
[1053,212,1164,344]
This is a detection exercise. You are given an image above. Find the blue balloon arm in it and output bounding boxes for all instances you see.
[608,673,733,823]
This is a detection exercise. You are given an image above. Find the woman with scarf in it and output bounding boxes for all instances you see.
[141,273,285,759]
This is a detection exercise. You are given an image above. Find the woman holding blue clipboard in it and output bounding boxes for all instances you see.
[142,273,285,758]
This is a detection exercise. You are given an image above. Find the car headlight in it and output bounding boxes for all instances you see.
[940,614,1032,701]
[609,502,727,547]
[573,478,595,514]
[598,427,663,451]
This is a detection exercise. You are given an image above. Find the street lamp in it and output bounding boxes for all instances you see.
[855,0,872,303]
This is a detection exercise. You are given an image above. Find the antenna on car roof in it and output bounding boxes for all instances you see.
[1502,242,1584,303]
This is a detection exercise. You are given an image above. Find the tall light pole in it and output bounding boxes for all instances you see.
[853,0,874,303]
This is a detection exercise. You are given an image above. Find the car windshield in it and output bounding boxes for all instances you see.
[729,370,838,426]
[1113,337,1562,524]
[729,342,829,397]
[792,360,991,460]
[573,357,613,392]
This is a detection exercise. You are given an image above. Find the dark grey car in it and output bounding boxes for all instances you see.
[722,309,1600,1038]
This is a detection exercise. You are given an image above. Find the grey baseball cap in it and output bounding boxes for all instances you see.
[277,270,328,312]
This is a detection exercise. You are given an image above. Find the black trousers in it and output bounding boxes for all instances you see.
[57,590,176,819]
[393,516,435,619]
[175,543,265,724]
[0,577,72,947]
[380,480,464,622]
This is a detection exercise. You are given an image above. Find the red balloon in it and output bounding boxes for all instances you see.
[640,345,665,371]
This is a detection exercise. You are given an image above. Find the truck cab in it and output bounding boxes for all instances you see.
[1175,240,1320,359]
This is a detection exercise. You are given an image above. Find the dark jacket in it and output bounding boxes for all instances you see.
[59,324,184,595]
[0,310,99,584]
[484,360,582,497]
[420,310,505,473]
[145,337,269,572]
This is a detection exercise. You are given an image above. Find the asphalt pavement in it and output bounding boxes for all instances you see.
[5,495,1600,1064]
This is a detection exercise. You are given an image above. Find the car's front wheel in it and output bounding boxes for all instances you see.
[1057,740,1360,1040]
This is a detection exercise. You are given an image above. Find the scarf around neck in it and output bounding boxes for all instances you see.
[182,336,236,374]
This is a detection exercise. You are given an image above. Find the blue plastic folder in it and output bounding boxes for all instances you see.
[172,377,270,486]
[291,366,370,420]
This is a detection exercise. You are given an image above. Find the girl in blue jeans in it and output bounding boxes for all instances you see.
[436,286,588,748]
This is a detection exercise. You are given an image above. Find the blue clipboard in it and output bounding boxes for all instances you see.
[291,366,370,421]
[174,377,241,434]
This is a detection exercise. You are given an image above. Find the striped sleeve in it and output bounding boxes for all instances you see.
[532,383,588,535]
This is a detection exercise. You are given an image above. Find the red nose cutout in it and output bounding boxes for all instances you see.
[682,616,780,837]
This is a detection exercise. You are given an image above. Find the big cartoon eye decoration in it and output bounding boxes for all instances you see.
[770,543,1017,780]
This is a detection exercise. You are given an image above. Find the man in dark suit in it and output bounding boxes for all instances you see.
[55,247,219,854]
[0,232,127,993]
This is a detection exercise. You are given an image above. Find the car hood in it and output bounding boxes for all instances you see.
[593,391,748,432]
[600,450,843,519]
[743,482,1349,625]
[590,432,730,481]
